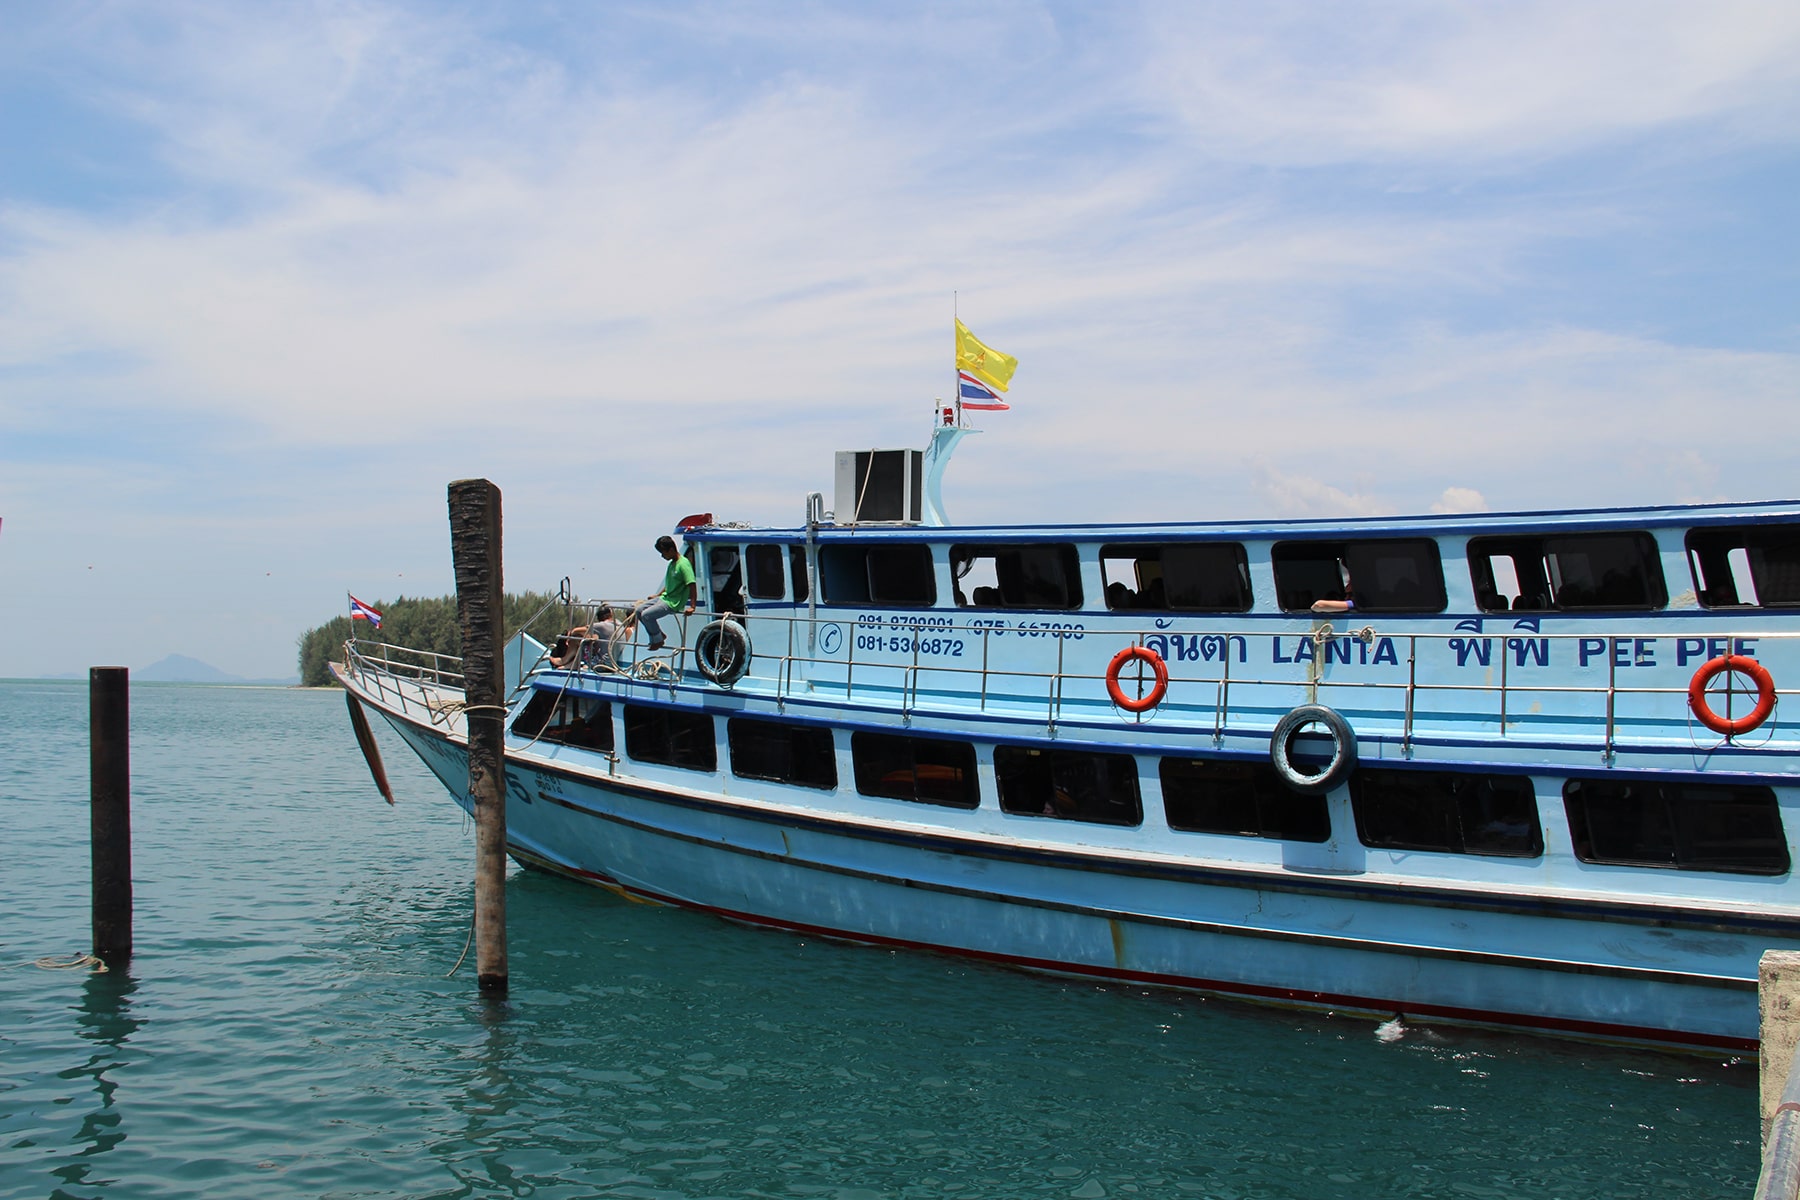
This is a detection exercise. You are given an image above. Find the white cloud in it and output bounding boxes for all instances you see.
[1140,0,1800,164]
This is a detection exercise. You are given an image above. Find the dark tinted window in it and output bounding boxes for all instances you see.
[790,545,810,603]
[728,717,836,789]
[1687,524,1800,608]
[851,732,978,808]
[1160,758,1329,842]
[1469,533,1667,612]
[510,691,613,752]
[1564,778,1787,875]
[624,705,716,772]
[1350,769,1541,857]
[1100,543,1252,612]
[951,544,1082,609]
[1273,540,1446,612]
[821,544,935,606]
[746,545,786,600]
[995,746,1141,826]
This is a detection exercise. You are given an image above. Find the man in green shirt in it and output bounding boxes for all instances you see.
[631,535,697,651]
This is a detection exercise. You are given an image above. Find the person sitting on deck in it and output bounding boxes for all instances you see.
[631,535,697,653]
[549,604,624,670]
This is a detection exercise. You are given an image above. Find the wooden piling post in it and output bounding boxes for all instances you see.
[90,666,132,966]
[449,479,507,995]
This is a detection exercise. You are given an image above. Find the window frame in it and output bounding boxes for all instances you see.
[1348,768,1543,858]
[994,744,1143,827]
[1099,542,1253,613]
[623,704,717,772]
[1563,777,1788,875]
[1159,756,1329,842]
[850,731,979,808]
[1272,539,1447,613]
[727,716,838,790]
[950,543,1084,611]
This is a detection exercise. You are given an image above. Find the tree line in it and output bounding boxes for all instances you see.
[296,591,578,686]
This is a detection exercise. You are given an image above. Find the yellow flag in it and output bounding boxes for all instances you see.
[954,319,1018,393]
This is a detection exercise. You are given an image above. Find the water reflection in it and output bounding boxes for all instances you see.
[50,969,141,1194]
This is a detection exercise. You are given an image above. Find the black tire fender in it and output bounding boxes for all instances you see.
[1269,704,1357,794]
[696,619,752,688]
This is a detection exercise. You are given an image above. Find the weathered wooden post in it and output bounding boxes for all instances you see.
[90,666,132,967]
[449,478,507,996]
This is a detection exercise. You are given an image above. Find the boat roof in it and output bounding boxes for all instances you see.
[684,497,1800,543]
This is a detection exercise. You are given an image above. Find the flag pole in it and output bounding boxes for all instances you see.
[952,292,965,428]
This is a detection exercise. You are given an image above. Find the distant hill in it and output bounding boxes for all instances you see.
[40,655,301,685]
[138,654,238,683]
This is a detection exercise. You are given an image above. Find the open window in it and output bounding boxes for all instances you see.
[820,543,935,606]
[1100,543,1251,611]
[1469,533,1667,612]
[1272,540,1445,612]
[1687,524,1800,608]
[950,544,1082,609]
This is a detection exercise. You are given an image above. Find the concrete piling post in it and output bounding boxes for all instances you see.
[449,478,507,996]
[89,666,132,967]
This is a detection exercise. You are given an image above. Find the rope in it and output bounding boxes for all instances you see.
[34,953,107,973]
[446,884,477,978]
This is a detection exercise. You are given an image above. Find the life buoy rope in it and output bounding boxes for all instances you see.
[1687,654,1776,737]
[1106,645,1168,713]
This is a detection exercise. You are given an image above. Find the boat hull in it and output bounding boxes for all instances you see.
[371,694,1773,1053]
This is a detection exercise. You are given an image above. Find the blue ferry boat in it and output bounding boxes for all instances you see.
[338,418,1800,1052]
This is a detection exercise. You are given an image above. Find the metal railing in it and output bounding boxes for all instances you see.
[348,610,1799,754]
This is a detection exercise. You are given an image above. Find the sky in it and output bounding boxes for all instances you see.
[3,0,1799,680]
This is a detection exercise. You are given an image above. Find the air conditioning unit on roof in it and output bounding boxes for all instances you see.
[834,449,922,524]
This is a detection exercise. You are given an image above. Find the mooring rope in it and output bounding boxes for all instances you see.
[446,884,477,978]
[33,953,107,973]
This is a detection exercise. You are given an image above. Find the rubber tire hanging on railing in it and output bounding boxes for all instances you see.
[696,619,752,688]
[1269,704,1357,794]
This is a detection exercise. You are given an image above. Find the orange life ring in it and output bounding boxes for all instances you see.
[1106,645,1169,713]
[1687,654,1776,736]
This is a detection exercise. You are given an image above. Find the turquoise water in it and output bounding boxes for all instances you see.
[0,680,1760,1198]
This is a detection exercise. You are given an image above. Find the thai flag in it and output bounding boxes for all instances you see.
[348,594,383,629]
[958,370,1010,411]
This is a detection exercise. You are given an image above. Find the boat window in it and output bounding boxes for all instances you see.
[1100,543,1252,611]
[746,545,787,600]
[1687,524,1800,608]
[851,732,978,808]
[820,544,935,606]
[1469,533,1667,612]
[1272,540,1446,612]
[728,717,836,790]
[1350,769,1541,857]
[709,546,745,615]
[1564,778,1788,875]
[995,746,1142,826]
[511,690,614,752]
[950,544,1082,609]
[1160,758,1328,842]
[790,545,810,604]
[623,704,716,772]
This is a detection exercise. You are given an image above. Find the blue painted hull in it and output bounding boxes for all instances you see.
[371,695,1779,1051]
